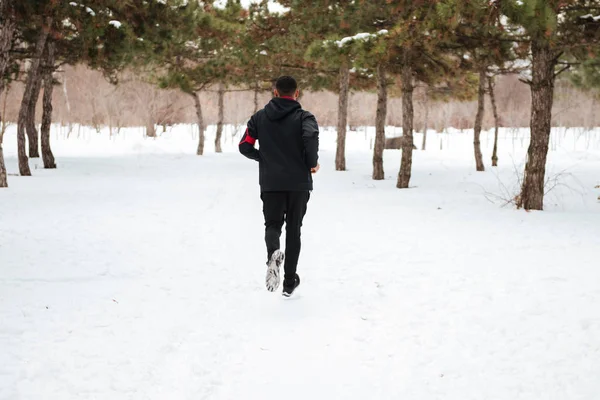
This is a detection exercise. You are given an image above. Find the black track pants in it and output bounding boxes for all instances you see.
[261,191,310,285]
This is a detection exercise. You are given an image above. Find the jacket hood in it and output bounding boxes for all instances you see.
[264,97,301,121]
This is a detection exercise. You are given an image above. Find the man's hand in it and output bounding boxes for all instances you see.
[311,164,320,174]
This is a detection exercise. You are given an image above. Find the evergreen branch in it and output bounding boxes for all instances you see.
[560,5,600,12]
[554,65,570,78]
[205,87,256,93]
[519,78,532,86]
[279,63,337,74]
[454,33,529,44]
[562,42,600,51]
[250,20,271,32]
[196,79,215,92]
[490,64,529,75]
[553,51,564,63]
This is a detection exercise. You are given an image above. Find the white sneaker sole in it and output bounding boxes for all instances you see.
[266,250,284,292]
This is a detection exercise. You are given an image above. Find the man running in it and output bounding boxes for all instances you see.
[239,76,320,297]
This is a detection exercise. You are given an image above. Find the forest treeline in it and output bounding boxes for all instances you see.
[1,0,599,210]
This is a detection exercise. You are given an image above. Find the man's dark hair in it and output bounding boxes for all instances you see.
[275,76,298,97]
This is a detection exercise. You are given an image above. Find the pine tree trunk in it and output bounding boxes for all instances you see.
[0,0,15,82]
[0,1,16,187]
[421,90,429,151]
[336,61,350,171]
[517,42,557,210]
[26,71,43,158]
[41,40,56,169]
[0,117,6,187]
[17,18,52,176]
[473,68,486,172]
[215,82,224,153]
[488,76,500,167]
[192,91,205,156]
[397,61,415,189]
[372,63,387,180]
[0,89,6,187]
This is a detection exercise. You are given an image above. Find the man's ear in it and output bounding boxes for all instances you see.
[295,89,300,99]
[273,89,279,97]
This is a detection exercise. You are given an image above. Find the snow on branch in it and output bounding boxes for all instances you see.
[69,2,96,16]
[325,29,388,49]
[185,40,200,50]
[62,19,75,29]
[580,14,600,21]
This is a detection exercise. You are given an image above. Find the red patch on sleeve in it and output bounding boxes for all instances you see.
[240,128,256,145]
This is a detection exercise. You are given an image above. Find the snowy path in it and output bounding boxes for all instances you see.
[1,127,600,399]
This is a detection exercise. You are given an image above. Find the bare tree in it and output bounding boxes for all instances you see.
[122,76,184,138]
[253,81,259,114]
[215,82,224,153]
[105,89,127,136]
[64,65,108,129]
[62,69,71,124]
[373,63,387,180]
[386,136,417,150]
[155,95,184,134]
[421,89,429,151]
[2,63,600,138]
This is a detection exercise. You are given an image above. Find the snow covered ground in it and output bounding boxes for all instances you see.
[1,124,599,400]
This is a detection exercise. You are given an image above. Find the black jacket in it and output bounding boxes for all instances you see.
[239,97,319,192]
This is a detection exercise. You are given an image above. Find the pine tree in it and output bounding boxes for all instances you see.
[155,1,240,155]
[502,0,600,210]
[15,14,51,176]
[211,1,248,153]
[488,76,501,166]
[40,39,56,169]
[450,0,515,171]
[347,1,458,186]
[11,1,97,172]
[2,0,215,180]
[322,2,398,180]
[374,61,387,180]
[303,1,367,172]
[230,1,282,111]
[227,0,343,164]
[12,1,195,172]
